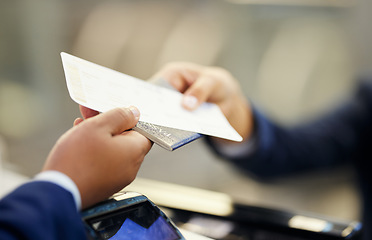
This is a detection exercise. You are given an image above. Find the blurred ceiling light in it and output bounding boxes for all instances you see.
[225,0,355,7]
[123,178,234,217]
[288,215,330,232]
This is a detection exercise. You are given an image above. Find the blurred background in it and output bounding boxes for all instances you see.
[0,0,362,223]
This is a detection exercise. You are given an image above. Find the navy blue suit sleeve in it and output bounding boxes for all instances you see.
[207,80,372,179]
[0,181,86,240]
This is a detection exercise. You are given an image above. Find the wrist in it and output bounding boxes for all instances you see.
[34,171,82,210]
[225,95,253,141]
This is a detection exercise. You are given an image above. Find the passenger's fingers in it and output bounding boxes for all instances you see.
[90,107,140,136]
[73,118,84,126]
[79,105,100,119]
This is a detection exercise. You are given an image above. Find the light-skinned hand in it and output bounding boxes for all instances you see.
[151,62,254,142]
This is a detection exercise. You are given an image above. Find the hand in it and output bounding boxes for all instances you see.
[42,107,152,208]
[152,62,254,141]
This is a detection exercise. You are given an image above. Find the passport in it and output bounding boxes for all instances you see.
[132,78,202,151]
[133,121,202,151]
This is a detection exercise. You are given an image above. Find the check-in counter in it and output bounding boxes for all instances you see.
[123,178,362,240]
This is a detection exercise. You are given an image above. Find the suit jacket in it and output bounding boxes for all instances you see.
[207,79,372,240]
[0,181,86,240]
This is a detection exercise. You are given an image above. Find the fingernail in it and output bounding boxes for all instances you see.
[183,95,198,109]
[129,106,140,119]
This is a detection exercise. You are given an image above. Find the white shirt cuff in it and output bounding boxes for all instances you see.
[33,171,82,210]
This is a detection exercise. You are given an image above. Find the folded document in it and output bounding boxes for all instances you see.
[61,52,242,150]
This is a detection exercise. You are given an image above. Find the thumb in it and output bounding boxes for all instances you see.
[182,74,215,110]
[93,106,140,135]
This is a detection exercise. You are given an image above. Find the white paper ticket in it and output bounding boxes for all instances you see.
[61,52,242,142]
